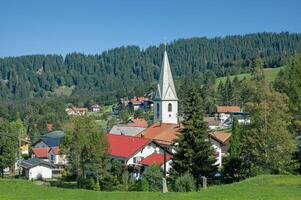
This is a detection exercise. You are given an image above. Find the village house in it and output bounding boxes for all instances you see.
[109,125,146,137]
[91,104,100,112]
[19,158,56,180]
[139,152,173,173]
[109,118,148,136]
[48,147,67,166]
[107,134,172,178]
[128,97,149,111]
[216,106,241,123]
[31,131,67,166]
[210,131,231,167]
[65,107,88,116]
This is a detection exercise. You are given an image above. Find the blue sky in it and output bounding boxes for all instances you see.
[0,0,300,57]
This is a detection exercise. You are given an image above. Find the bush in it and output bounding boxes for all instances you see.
[142,165,163,192]
[136,178,149,191]
[222,157,248,183]
[174,173,196,192]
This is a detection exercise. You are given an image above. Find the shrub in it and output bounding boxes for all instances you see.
[174,173,196,192]
[136,178,149,191]
[142,164,163,192]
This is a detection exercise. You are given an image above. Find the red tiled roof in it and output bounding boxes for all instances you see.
[210,132,231,144]
[107,134,151,159]
[32,148,48,158]
[130,97,149,103]
[139,153,172,166]
[47,123,53,131]
[127,118,148,128]
[49,147,60,155]
[216,106,240,113]
[139,122,181,145]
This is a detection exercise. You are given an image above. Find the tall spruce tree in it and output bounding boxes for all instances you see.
[230,117,241,157]
[172,86,217,182]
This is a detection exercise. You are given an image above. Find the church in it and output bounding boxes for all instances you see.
[139,50,181,146]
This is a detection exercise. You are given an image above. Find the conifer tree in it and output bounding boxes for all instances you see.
[172,87,217,182]
[230,117,241,157]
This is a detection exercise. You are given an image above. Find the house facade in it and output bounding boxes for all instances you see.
[210,131,231,167]
[19,158,55,180]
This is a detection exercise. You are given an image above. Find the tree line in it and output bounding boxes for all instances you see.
[1,32,301,103]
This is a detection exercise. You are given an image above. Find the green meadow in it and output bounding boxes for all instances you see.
[0,175,300,200]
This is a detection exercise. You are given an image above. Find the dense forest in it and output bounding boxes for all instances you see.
[1,32,301,103]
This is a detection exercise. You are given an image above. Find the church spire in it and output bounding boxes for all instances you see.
[153,49,178,124]
[155,50,178,100]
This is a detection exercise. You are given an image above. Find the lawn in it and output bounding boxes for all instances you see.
[0,175,300,200]
[215,66,285,88]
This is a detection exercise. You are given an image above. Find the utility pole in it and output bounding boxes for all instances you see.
[162,146,168,193]
[18,128,22,175]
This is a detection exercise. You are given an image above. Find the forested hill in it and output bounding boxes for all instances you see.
[1,32,301,103]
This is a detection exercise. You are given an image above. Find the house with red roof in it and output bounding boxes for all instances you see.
[216,106,241,123]
[48,147,67,166]
[209,131,231,167]
[129,97,149,111]
[32,148,49,160]
[139,153,173,173]
[107,134,170,166]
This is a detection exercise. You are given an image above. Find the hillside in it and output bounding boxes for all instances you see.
[0,32,301,102]
[0,175,300,200]
[215,66,285,87]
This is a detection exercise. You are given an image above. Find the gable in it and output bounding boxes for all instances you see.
[163,84,177,100]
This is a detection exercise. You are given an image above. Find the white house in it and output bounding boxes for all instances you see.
[48,147,67,165]
[210,131,231,168]
[216,106,241,123]
[19,158,55,180]
[91,104,100,112]
[107,134,169,165]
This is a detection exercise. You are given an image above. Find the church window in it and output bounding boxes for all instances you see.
[168,103,172,112]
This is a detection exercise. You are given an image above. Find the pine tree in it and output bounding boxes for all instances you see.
[172,87,217,183]
[230,117,241,157]
[225,76,233,105]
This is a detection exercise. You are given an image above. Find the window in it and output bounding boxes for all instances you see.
[156,103,160,118]
[168,103,172,112]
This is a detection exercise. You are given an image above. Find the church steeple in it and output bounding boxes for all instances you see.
[155,50,178,101]
[154,50,178,124]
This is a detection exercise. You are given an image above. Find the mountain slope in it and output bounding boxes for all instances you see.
[0,32,301,102]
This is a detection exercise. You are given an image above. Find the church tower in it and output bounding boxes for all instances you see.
[153,50,178,124]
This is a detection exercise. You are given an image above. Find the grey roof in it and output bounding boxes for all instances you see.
[19,158,55,169]
[154,50,178,100]
[109,125,145,136]
[44,131,65,138]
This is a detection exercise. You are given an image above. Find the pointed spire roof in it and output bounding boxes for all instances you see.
[155,50,178,100]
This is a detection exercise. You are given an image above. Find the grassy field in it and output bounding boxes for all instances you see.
[215,66,285,88]
[0,175,300,200]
